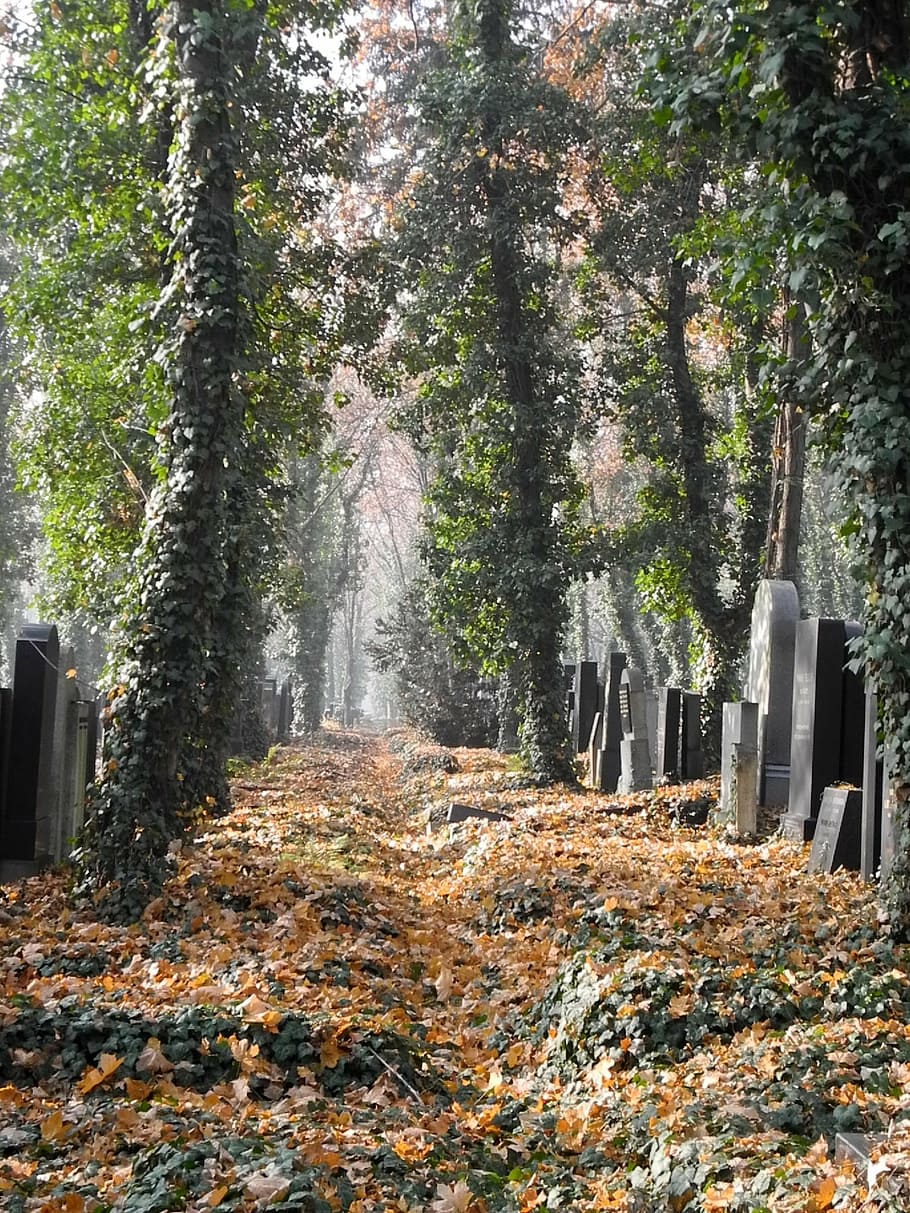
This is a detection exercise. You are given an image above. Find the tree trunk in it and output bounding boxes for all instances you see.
[80,0,248,917]
[764,308,808,584]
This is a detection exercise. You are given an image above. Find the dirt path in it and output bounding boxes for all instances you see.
[0,728,906,1211]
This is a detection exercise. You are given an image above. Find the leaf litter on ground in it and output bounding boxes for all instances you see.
[1,726,909,1211]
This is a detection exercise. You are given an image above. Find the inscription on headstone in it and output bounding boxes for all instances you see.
[807,786,862,874]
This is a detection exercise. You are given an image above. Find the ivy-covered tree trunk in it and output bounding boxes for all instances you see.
[395,0,584,785]
[80,0,249,916]
[479,10,574,780]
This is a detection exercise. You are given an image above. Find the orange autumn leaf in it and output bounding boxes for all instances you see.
[78,1052,123,1094]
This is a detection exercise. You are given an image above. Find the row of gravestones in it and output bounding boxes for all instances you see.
[0,624,98,877]
[1,622,294,875]
[565,656,704,793]
[717,579,887,878]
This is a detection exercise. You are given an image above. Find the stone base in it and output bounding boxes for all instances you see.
[761,763,790,808]
[779,813,816,843]
[0,857,48,882]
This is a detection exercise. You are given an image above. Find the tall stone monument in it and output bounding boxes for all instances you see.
[744,580,800,806]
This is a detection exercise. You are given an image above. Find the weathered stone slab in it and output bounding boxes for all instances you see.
[447,802,507,825]
[745,580,799,806]
[807,786,862,874]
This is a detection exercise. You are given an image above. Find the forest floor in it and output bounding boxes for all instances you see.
[1,727,910,1213]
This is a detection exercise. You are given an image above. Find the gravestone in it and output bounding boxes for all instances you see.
[596,652,626,792]
[744,580,800,805]
[840,623,865,787]
[1,624,60,866]
[447,802,507,825]
[0,688,10,834]
[563,664,575,722]
[572,660,599,754]
[681,692,704,780]
[656,687,682,782]
[717,701,759,826]
[586,710,603,789]
[807,786,862,874]
[781,618,857,842]
[618,667,652,794]
[645,691,658,765]
[277,679,293,742]
[861,688,883,881]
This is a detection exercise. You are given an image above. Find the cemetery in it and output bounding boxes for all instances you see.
[3,0,910,1205]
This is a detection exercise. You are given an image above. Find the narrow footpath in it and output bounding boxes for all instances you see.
[0,729,907,1212]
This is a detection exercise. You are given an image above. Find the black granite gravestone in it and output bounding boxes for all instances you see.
[597,652,627,792]
[681,692,703,780]
[861,689,883,881]
[563,664,575,722]
[572,660,599,754]
[1,624,60,863]
[781,619,845,842]
[840,622,865,787]
[0,687,11,832]
[807,786,862,874]
[656,687,682,782]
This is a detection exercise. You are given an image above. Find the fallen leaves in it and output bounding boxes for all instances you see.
[0,729,907,1212]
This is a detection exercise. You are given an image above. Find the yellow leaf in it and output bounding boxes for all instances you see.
[40,1110,67,1142]
[320,1037,347,1069]
[105,48,118,66]
[205,1185,229,1207]
[66,668,77,679]
[434,966,454,1001]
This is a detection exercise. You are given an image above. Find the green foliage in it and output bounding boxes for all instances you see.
[389,0,590,782]
[576,4,773,755]
[665,0,910,931]
[368,579,498,748]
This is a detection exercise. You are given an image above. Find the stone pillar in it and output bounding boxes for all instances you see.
[717,701,759,827]
[618,667,652,794]
[656,687,682,782]
[744,579,800,806]
[1,624,60,866]
[861,688,883,881]
[597,652,627,792]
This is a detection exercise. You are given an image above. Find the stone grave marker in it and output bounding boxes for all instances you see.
[1,624,59,867]
[656,686,682,781]
[596,652,626,792]
[0,687,10,835]
[807,786,862,874]
[563,663,575,722]
[781,618,856,842]
[645,691,658,764]
[681,692,703,780]
[277,678,293,742]
[618,667,652,794]
[744,579,799,805]
[572,660,599,754]
[840,622,865,787]
[447,802,507,825]
[586,710,603,789]
[717,701,759,827]
[861,688,883,881]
